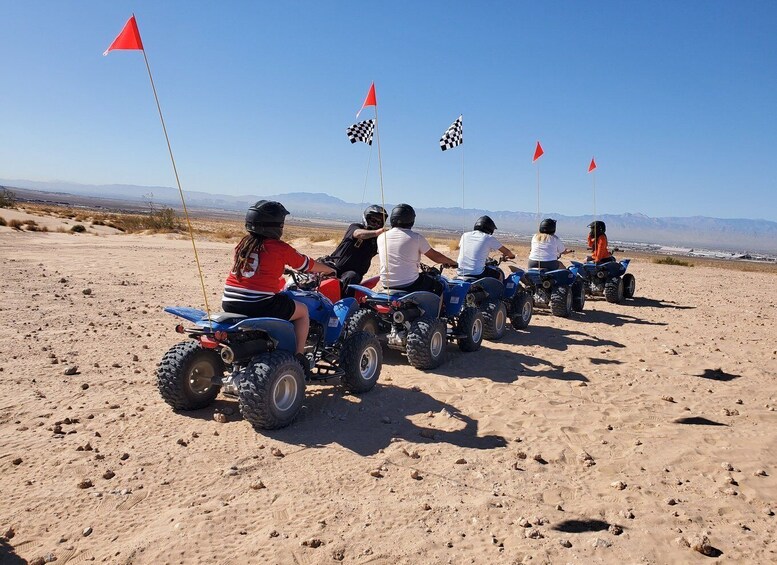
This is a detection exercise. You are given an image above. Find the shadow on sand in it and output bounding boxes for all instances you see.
[268,384,508,456]
[695,368,741,382]
[0,539,26,565]
[502,324,625,352]
[674,416,727,426]
[180,384,508,456]
[579,309,668,327]
[552,518,620,533]
[627,297,695,310]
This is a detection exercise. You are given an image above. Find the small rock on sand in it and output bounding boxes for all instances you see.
[690,534,716,556]
[213,413,228,423]
[455,458,467,464]
[754,469,768,477]
[410,470,422,480]
[559,539,572,548]
[64,366,78,375]
[369,470,383,478]
[82,527,92,537]
[591,537,612,549]
[77,479,93,489]
[721,462,734,471]
[611,481,627,490]
[271,447,285,458]
[609,525,623,535]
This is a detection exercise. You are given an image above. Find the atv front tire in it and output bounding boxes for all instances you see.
[457,307,484,352]
[550,287,573,317]
[622,273,636,299]
[339,331,382,393]
[482,299,507,341]
[239,351,305,430]
[157,341,223,410]
[604,277,625,303]
[510,292,533,329]
[406,316,447,370]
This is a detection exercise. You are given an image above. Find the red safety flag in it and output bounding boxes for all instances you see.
[588,157,597,172]
[532,141,544,162]
[103,15,144,56]
[356,82,377,118]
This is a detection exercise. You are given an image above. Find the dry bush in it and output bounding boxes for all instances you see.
[0,216,6,226]
[654,256,693,267]
[92,219,105,226]
[212,229,243,241]
[0,188,16,208]
[8,219,23,230]
[22,219,38,227]
[71,224,87,233]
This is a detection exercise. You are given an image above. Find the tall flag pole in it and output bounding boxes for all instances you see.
[440,115,464,231]
[588,156,598,225]
[104,15,212,323]
[355,82,389,288]
[532,141,544,218]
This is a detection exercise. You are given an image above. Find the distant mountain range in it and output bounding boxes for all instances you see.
[3,178,777,254]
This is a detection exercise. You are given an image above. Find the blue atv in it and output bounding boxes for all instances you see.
[569,259,636,303]
[156,272,382,430]
[521,264,584,318]
[347,264,483,369]
[454,257,533,340]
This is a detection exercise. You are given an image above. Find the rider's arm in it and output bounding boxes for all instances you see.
[424,248,458,267]
[308,259,337,276]
[352,227,387,240]
[498,245,515,259]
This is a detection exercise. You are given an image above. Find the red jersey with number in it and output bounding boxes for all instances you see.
[223,239,310,302]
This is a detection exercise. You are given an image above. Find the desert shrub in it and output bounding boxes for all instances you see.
[0,216,6,226]
[0,188,16,208]
[9,219,24,230]
[92,219,105,226]
[149,206,179,230]
[428,237,460,251]
[71,224,87,233]
[22,219,38,227]
[654,256,693,267]
[307,231,340,243]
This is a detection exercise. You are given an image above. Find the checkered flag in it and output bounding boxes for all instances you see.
[346,119,375,146]
[440,115,463,151]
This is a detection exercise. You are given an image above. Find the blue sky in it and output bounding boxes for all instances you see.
[1,1,776,221]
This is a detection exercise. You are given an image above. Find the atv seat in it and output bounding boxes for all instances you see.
[456,275,481,282]
[209,312,248,324]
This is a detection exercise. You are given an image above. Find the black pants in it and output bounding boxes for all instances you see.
[528,259,562,270]
[393,273,443,296]
[338,270,363,298]
[477,266,504,281]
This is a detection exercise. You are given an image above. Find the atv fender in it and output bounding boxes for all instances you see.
[232,318,297,353]
[471,277,504,300]
[325,298,359,344]
[502,272,524,300]
[398,291,442,318]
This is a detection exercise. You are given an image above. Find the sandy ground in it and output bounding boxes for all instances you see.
[1,222,776,565]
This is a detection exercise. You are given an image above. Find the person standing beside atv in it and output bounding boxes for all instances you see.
[587,220,614,264]
[222,200,336,361]
[456,215,515,281]
[319,205,387,296]
[528,218,573,270]
[377,203,458,295]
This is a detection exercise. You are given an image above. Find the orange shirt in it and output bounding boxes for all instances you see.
[587,234,610,262]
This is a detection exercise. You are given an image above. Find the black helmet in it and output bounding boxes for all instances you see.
[588,220,606,235]
[245,200,289,239]
[474,215,497,235]
[363,204,387,229]
[390,203,416,228]
[539,218,557,235]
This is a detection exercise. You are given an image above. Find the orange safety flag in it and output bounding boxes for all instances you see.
[356,82,377,118]
[588,157,597,172]
[532,141,544,162]
[103,15,144,56]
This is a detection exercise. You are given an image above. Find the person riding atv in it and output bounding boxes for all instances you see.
[222,200,336,369]
[319,204,387,296]
[528,218,573,270]
[377,203,458,295]
[456,215,515,281]
[586,220,615,264]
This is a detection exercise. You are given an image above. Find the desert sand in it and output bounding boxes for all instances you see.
[1,217,776,565]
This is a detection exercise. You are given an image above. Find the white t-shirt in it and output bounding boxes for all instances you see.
[456,231,502,276]
[377,228,431,288]
[528,234,566,262]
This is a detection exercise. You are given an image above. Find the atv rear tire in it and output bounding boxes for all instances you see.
[339,331,382,393]
[550,286,573,318]
[347,308,380,336]
[406,316,447,370]
[457,307,483,352]
[482,299,507,341]
[510,292,533,329]
[157,340,223,410]
[622,273,636,299]
[239,351,305,430]
[605,277,625,303]
[572,281,586,312]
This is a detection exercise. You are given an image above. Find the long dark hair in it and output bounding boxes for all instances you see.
[231,233,266,279]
